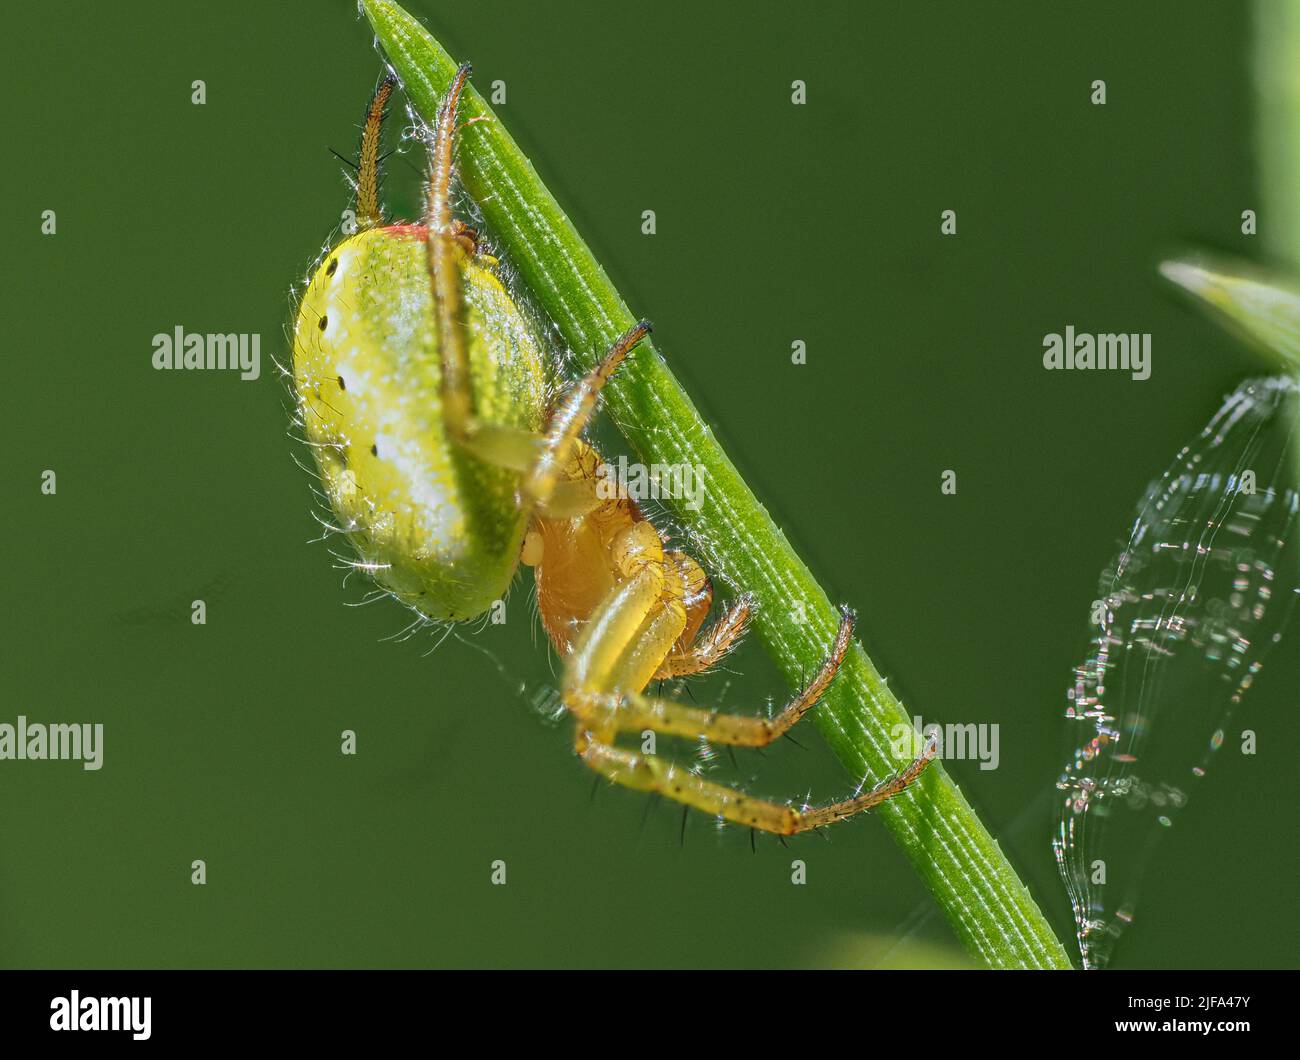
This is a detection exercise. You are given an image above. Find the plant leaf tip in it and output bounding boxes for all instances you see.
[1159,259,1213,295]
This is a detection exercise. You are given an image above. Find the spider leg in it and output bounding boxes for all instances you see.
[654,591,753,679]
[565,566,934,834]
[518,321,650,511]
[576,606,851,748]
[419,66,652,516]
[418,64,546,472]
[573,726,936,836]
[356,76,396,229]
[566,520,686,695]
[426,63,473,441]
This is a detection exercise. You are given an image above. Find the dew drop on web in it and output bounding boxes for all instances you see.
[1053,375,1300,969]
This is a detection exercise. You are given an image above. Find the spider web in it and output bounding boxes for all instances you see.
[1053,375,1300,969]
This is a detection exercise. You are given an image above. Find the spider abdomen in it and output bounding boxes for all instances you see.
[292,225,547,621]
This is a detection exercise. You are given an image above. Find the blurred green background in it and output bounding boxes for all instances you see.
[2,0,1296,968]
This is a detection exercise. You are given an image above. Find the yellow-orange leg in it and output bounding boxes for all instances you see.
[607,605,853,746]
[421,64,544,472]
[574,727,936,836]
[654,591,753,680]
[518,321,650,510]
[566,520,684,695]
[500,320,653,520]
[566,599,935,833]
[418,63,651,517]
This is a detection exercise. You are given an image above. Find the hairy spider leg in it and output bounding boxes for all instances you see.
[565,572,937,834]
[356,76,396,229]
[603,607,857,745]
[417,63,652,518]
[575,727,936,835]
[653,555,752,680]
